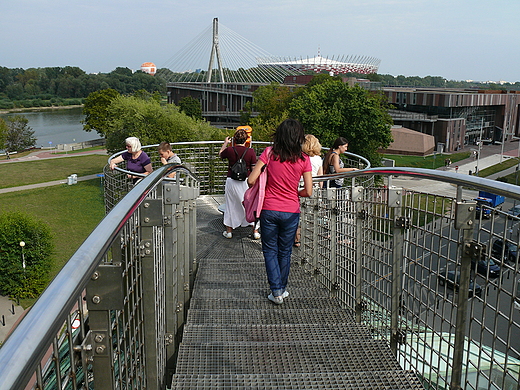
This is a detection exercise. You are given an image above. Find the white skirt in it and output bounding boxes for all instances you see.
[223,177,252,229]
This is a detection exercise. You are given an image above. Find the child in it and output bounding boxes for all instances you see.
[158,142,182,178]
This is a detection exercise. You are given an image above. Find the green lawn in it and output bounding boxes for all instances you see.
[0,180,105,278]
[0,152,107,307]
[382,151,471,169]
[0,154,108,188]
[478,157,519,178]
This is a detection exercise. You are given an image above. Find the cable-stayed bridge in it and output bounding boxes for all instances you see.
[157,18,380,84]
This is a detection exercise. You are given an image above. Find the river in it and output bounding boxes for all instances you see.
[0,107,100,148]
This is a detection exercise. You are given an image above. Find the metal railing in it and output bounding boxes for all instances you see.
[0,163,199,390]
[299,168,520,390]
[103,141,372,208]
[1,142,519,390]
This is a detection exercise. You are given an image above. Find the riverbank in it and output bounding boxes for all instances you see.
[0,104,83,115]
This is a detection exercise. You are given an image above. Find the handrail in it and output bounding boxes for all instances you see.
[107,141,371,179]
[0,163,189,390]
[316,166,520,201]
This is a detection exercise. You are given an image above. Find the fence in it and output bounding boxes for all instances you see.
[0,163,199,390]
[0,143,519,390]
[299,168,520,389]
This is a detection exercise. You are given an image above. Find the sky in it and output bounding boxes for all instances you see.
[2,0,519,83]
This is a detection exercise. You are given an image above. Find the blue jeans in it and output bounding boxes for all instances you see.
[260,210,300,297]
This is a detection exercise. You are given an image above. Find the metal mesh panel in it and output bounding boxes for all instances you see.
[297,184,520,390]
[111,212,147,389]
[171,371,424,390]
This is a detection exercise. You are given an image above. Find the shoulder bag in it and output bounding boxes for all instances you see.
[243,147,271,223]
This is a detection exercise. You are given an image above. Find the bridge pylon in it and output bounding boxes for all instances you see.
[206,17,225,83]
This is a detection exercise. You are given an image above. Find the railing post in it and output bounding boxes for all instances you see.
[450,199,477,390]
[140,197,166,390]
[85,248,124,390]
[162,183,179,383]
[389,187,406,355]
[353,186,365,323]
[328,188,338,295]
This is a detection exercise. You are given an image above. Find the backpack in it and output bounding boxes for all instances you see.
[230,147,249,181]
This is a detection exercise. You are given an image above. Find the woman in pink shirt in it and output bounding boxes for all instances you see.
[248,119,313,304]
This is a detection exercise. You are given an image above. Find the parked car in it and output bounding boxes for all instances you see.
[438,269,482,298]
[506,204,520,219]
[491,239,519,264]
[471,257,500,278]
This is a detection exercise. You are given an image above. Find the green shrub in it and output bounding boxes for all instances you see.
[0,100,14,109]
[0,212,54,299]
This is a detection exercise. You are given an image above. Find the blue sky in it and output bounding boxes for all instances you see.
[2,0,519,82]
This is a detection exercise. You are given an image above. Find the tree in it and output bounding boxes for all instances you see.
[104,95,216,154]
[0,212,54,299]
[82,88,121,136]
[178,96,203,120]
[288,79,393,166]
[4,115,36,152]
[0,118,8,150]
[245,82,297,140]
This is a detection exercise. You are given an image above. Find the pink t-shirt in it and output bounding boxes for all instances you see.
[260,147,311,213]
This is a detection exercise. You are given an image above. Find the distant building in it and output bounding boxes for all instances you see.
[258,55,381,75]
[383,87,520,152]
[379,126,435,156]
[141,62,156,76]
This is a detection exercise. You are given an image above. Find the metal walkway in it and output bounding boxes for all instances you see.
[171,196,424,389]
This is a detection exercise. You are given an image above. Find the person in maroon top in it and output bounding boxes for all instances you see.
[219,128,258,239]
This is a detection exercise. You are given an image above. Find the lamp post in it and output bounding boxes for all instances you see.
[475,118,484,176]
[19,241,26,271]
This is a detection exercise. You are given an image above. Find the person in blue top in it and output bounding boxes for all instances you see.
[109,137,153,183]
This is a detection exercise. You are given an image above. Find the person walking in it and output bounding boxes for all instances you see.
[322,137,358,188]
[247,119,313,304]
[219,128,259,239]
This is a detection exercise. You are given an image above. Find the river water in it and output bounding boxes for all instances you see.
[0,107,99,148]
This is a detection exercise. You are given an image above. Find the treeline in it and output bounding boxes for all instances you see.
[0,66,166,110]
[362,73,520,90]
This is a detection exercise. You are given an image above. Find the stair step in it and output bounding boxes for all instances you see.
[175,339,403,375]
[171,371,424,390]
[181,323,373,344]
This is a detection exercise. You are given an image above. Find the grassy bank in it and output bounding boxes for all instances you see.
[0,153,107,306]
[0,154,108,188]
[478,157,519,178]
[0,180,105,274]
[382,151,471,169]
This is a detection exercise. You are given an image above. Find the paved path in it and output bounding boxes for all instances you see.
[0,148,108,164]
[0,296,25,344]
[0,148,107,194]
[390,142,519,198]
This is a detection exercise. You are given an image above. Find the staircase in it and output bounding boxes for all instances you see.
[170,196,424,389]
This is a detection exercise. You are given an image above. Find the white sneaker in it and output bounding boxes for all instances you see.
[253,232,261,240]
[268,293,283,305]
[223,231,232,239]
[281,291,289,299]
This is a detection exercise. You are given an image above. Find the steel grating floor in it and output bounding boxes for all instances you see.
[171,195,424,389]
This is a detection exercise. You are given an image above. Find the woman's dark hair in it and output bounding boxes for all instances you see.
[271,119,305,163]
[322,137,350,173]
[233,129,247,145]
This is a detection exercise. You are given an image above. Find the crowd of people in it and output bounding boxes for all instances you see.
[110,123,358,306]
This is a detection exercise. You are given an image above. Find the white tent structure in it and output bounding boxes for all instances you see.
[257,54,381,75]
